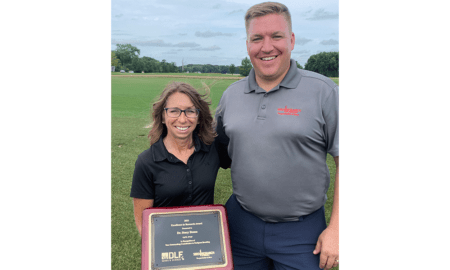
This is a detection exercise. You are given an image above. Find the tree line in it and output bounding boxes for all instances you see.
[182,64,237,74]
[111,44,238,74]
[112,44,338,77]
[112,44,179,73]
[304,51,339,77]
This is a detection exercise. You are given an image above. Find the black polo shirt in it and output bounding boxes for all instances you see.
[130,133,229,207]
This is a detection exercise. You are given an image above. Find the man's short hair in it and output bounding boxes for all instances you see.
[245,2,292,36]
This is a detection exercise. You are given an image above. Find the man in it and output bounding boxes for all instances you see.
[215,2,339,270]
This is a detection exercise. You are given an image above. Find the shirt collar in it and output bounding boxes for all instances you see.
[152,132,210,162]
[244,59,301,94]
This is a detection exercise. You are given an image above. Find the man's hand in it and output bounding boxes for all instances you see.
[314,155,339,269]
[313,225,339,269]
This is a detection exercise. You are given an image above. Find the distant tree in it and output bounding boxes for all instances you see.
[202,64,218,73]
[151,58,160,73]
[211,65,219,73]
[115,44,140,69]
[229,64,236,74]
[202,65,210,73]
[239,57,253,76]
[130,57,144,72]
[111,51,121,68]
[170,62,178,73]
[304,52,339,77]
[161,59,168,73]
[139,56,156,73]
[220,65,229,74]
[296,61,303,69]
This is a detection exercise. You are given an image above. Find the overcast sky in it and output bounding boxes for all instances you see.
[111,0,338,67]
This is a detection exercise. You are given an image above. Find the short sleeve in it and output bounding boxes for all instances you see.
[215,96,231,168]
[322,85,339,157]
[130,155,155,199]
[214,134,231,169]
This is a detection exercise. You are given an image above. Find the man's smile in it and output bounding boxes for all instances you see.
[261,56,277,61]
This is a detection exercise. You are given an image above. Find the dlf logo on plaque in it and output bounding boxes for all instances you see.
[161,251,184,262]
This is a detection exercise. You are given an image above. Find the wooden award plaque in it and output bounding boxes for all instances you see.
[141,204,233,270]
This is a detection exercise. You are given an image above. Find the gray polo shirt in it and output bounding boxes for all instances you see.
[216,59,338,222]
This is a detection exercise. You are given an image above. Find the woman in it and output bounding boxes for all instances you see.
[130,82,230,235]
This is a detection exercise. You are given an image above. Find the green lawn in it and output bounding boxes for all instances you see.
[111,72,243,77]
[111,74,339,269]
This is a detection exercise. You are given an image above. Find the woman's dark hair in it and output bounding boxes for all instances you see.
[148,82,216,145]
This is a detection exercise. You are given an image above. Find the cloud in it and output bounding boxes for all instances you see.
[127,39,172,47]
[292,49,310,54]
[164,51,179,55]
[111,30,130,36]
[228,9,244,15]
[306,9,338,20]
[212,4,221,9]
[178,33,187,36]
[195,31,234,38]
[111,39,200,48]
[300,9,313,16]
[296,37,312,45]
[190,46,221,51]
[114,14,123,18]
[173,42,201,48]
[320,39,339,45]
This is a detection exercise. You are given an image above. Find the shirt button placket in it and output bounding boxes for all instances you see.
[186,158,193,204]
[258,93,269,119]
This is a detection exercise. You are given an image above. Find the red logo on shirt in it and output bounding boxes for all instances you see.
[277,106,301,116]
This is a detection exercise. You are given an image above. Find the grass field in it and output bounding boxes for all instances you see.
[111,72,243,78]
[112,74,339,269]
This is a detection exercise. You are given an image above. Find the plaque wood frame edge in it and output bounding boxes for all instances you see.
[142,204,233,270]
